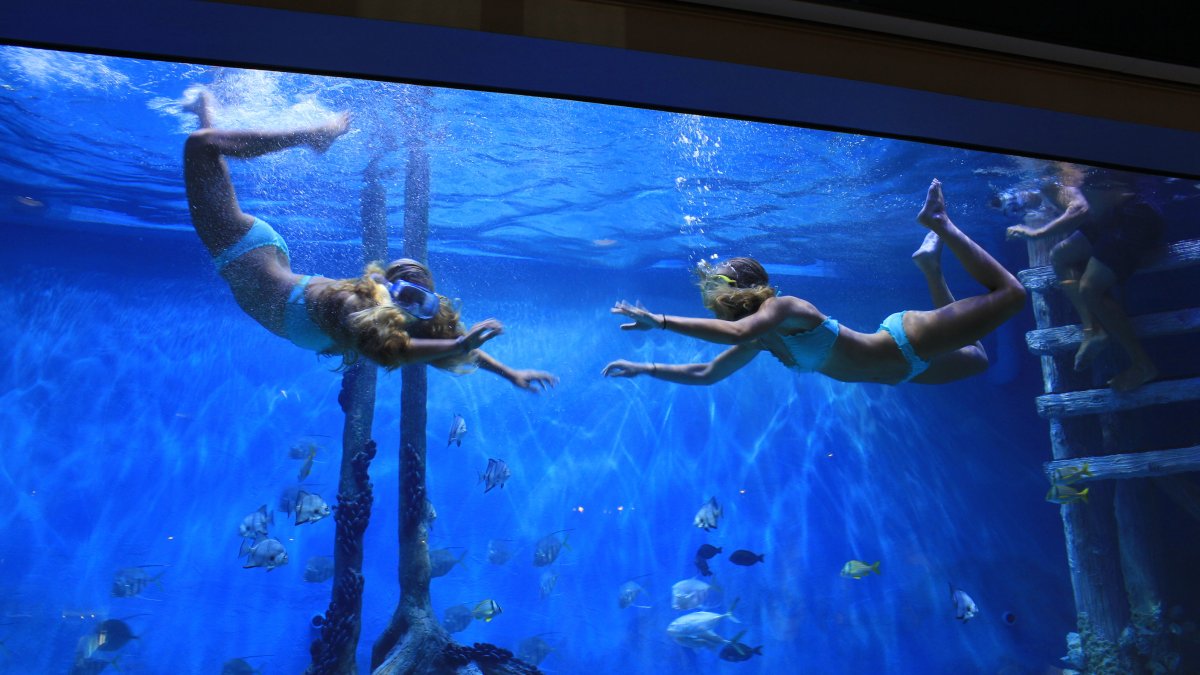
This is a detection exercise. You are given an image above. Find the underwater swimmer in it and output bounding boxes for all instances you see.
[183,90,556,390]
[603,179,1026,385]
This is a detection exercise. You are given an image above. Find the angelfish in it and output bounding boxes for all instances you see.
[950,582,978,623]
[694,497,721,531]
[447,413,467,447]
[295,491,332,525]
[479,458,512,493]
[243,538,288,571]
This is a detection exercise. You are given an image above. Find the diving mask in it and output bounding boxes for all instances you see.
[387,279,440,320]
[991,189,1043,218]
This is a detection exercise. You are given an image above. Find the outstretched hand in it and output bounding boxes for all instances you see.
[1005,224,1037,240]
[462,319,504,351]
[611,300,662,331]
[602,360,649,378]
[510,369,559,393]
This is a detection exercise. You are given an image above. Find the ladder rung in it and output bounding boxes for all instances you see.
[1026,308,1200,355]
[1019,238,1200,292]
[1045,445,1200,483]
[1036,377,1200,419]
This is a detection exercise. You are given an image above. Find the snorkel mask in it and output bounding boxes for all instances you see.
[990,189,1043,218]
[386,279,440,320]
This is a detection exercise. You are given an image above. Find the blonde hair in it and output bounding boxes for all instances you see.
[702,285,777,321]
[698,256,776,320]
[316,262,474,372]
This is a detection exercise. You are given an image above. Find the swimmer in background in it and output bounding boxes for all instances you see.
[183,90,556,391]
[1001,162,1164,391]
[602,179,1025,386]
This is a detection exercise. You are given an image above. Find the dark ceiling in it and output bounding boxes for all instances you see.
[804,1,1197,68]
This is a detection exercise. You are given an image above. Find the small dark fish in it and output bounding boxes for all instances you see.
[429,548,467,578]
[718,630,763,662]
[729,550,764,566]
[696,544,722,560]
[447,413,467,447]
[111,565,167,598]
[533,530,571,567]
[95,619,138,652]
[487,538,513,565]
[516,634,556,666]
[441,604,474,633]
[303,555,335,583]
[478,458,512,493]
[694,557,714,577]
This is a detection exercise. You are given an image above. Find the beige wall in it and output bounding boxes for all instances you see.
[221,0,1200,132]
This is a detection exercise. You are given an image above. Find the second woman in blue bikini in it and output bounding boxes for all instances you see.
[602,179,1025,386]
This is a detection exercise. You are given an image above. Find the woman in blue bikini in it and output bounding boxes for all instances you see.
[184,91,556,390]
[602,179,1026,386]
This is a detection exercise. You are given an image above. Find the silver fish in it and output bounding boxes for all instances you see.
[430,548,467,578]
[238,505,273,557]
[423,499,438,531]
[111,565,167,598]
[487,538,514,565]
[950,583,978,623]
[671,577,716,611]
[479,458,512,493]
[304,555,335,583]
[667,598,741,650]
[447,413,467,447]
[243,538,288,571]
[441,603,473,633]
[533,530,571,567]
[295,491,331,525]
[516,634,555,666]
[618,580,651,609]
[694,496,721,531]
[238,505,272,539]
[539,569,558,599]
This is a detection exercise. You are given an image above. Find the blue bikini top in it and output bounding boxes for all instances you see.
[775,317,840,372]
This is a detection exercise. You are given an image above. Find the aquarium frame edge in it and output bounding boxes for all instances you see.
[1,0,1199,178]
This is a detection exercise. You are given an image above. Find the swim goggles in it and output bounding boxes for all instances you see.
[386,279,440,320]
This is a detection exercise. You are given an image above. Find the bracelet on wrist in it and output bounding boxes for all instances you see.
[660,314,667,329]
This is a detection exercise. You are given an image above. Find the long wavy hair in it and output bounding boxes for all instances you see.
[699,256,777,321]
[315,258,473,371]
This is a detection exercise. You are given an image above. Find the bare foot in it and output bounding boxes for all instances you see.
[911,231,943,274]
[1073,328,1108,371]
[310,112,351,152]
[182,89,214,129]
[916,178,948,230]
[1109,361,1157,392]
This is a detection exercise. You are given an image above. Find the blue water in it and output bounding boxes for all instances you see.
[1,45,1197,674]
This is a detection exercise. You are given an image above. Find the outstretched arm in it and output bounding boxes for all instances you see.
[602,343,759,385]
[611,296,806,345]
[474,350,559,392]
[1007,185,1089,240]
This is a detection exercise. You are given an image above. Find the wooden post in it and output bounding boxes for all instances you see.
[1026,237,1131,672]
[305,157,390,675]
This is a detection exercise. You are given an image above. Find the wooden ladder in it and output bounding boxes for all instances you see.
[1021,234,1200,671]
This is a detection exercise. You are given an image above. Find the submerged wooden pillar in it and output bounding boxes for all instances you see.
[1024,236,1131,672]
[370,92,450,674]
[306,159,390,674]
